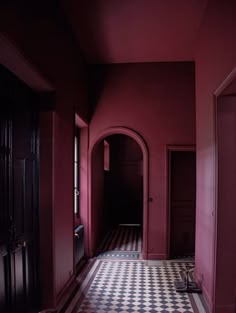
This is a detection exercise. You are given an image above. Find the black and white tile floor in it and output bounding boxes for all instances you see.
[68,259,208,313]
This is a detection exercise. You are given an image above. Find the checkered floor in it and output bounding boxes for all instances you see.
[71,260,208,313]
[98,225,142,253]
[97,251,140,259]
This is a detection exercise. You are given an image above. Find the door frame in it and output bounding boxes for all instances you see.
[166,145,196,258]
[88,127,149,259]
[212,66,236,313]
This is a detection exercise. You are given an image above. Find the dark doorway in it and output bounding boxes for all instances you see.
[105,135,143,226]
[94,135,144,255]
[169,149,196,258]
[0,66,39,313]
[90,128,148,258]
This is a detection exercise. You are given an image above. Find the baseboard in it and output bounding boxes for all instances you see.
[214,304,235,313]
[55,273,77,312]
[147,253,167,260]
[194,272,212,313]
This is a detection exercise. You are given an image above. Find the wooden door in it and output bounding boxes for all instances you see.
[169,150,196,258]
[0,112,11,313]
[0,66,39,313]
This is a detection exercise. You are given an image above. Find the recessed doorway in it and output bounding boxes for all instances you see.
[89,127,149,259]
[168,147,196,259]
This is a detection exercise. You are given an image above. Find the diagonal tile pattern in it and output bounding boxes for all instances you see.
[66,226,208,313]
[72,260,208,313]
[98,225,142,253]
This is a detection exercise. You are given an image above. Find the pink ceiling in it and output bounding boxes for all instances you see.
[62,0,208,64]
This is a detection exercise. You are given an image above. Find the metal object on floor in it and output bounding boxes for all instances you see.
[174,265,202,293]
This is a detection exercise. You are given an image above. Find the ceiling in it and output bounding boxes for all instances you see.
[62,0,208,64]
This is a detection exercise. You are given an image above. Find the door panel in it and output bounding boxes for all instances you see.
[169,150,196,258]
[0,250,11,313]
[14,159,26,237]
[11,114,39,313]
[0,65,39,313]
[14,250,25,311]
[0,114,11,313]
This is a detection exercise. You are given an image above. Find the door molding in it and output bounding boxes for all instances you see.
[166,145,196,258]
[88,127,149,259]
[212,66,236,313]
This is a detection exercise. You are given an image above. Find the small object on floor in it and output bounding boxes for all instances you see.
[175,265,202,293]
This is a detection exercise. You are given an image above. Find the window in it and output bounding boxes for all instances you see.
[104,140,110,171]
[74,131,80,215]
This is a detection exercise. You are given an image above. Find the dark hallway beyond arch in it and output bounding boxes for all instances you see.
[88,127,149,259]
[105,134,143,226]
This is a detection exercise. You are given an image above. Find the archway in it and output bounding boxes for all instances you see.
[88,127,149,259]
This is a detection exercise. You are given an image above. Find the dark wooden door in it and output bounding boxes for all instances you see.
[0,112,11,313]
[0,66,39,313]
[169,150,196,258]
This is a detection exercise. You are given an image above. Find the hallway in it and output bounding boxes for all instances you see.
[66,261,208,313]
[97,225,142,259]
[1,1,236,312]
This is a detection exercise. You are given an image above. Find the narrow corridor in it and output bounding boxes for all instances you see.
[97,225,142,259]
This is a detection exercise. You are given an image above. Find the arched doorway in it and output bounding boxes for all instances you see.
[88,127,149,259]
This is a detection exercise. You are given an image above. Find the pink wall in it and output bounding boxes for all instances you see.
[216,96,236,312]
[195,1,236,312]
[89,62,196,259]
[0,4,89,309]
[53,106,74,300]
[91,142,105,254]
[79,127,89,255]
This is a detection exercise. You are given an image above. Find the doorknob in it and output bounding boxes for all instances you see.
[16,240,26,248]
[12,240,27,252]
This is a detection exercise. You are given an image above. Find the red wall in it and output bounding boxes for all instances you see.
[195,1,236,312]
[39,112,54,306]
[0,4,89,309]
[216,96,236,312]
[91,142,105,253]
[89,62,196,259]
[79,127,89,255]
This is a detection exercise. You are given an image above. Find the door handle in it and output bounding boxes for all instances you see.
[74,233,80,238]
[13,240,27,252]
[16,240,26,248]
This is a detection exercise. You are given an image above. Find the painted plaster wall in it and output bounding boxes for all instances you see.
[195,1,236,312]
[91,142,105,253]
[39,112,54,307]
[89,62,196,259]
[79,127,89,255]
[216,96,236,312]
